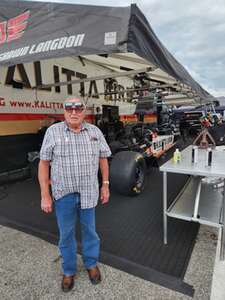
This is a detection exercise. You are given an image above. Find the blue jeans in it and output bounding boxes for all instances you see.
[54,193,100,276]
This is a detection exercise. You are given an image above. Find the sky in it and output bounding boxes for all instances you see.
[25,0,225,97]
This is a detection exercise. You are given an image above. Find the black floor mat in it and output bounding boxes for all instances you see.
[0,168,198,296]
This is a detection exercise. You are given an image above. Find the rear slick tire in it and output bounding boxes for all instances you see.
[110,151,146,196]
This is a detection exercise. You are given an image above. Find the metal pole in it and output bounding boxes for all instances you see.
[192,177,202,219]
[33,67,152,89]
[220,178,225,260]
[163,171,168,244]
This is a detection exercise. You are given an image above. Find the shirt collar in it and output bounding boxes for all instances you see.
[64,121,88,132]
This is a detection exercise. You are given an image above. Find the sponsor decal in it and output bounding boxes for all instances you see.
[104,32,117,45]
[2,61,142,104]
[0,34,85,62]
[0,11,30,45]
[0,97,5,106]
[8,100,64,110]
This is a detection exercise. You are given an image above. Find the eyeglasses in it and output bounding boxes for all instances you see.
[64,102,85,113]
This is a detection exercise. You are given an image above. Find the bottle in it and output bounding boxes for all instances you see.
[173,148,181,163]
[206,148,213,167]
[192,145,198,164]
[176,148,181,162]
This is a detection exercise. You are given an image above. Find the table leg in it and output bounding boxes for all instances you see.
[192,176,202,219]
[163,171,167,244]
[220,178,225,260]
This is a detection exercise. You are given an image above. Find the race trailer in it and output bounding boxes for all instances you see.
[0,1,215,194]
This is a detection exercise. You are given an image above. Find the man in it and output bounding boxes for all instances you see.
[179,115,189,142]
[94,106,102,127]
[38,97,111,292]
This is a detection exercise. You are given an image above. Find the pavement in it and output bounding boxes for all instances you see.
[1,138,225,299]
[0,223,222,300]
[211,228,225,300]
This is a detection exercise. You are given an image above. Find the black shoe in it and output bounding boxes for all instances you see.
[61,275,75,292]
[87,266,101,285]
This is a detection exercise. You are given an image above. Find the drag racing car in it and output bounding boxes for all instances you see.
[108,122,175,196]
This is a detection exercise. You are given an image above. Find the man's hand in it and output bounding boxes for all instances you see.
[39,160,52,213]
[99,158,110,204]
[100,184,110,205]
[41,194,53,213]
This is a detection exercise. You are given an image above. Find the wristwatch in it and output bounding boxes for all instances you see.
[102,180,110,185]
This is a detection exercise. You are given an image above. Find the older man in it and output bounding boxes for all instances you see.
[38,98,111,292]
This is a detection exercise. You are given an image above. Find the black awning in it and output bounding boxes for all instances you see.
[0,1,214,103]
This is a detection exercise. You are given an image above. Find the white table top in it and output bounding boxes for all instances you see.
[160,145,225,177]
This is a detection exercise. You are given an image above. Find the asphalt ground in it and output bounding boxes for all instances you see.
[0,137,221,299]
[0,224,217,299]
[0,167,199,296]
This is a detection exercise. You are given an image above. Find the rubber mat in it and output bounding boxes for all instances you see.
[0,168,198,296]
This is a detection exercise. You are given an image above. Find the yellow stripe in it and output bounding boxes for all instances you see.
[0,120,46,136]
[0,114,157,136]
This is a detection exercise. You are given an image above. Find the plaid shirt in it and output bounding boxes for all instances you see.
[40,121,111,208]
